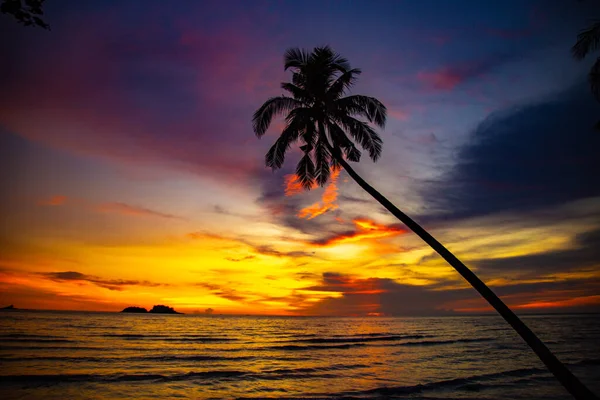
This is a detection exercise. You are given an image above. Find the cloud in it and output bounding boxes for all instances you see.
[257,164,347,237]
[387,108,410,121]
[443,277,600,313]
[297,169,341,220]
[95,202,180,219]
[35,196,180,219]
[473,227,600,278]
[299,272,459,316]
[417,53,520,91]
[309,218,406,247]
[40,271,166,291]
[38,195,68,206]
[186,231,314,259]
[195,282,250,303]
[298,272,600,316]
[225,255,255,262]
[420,83,600,219]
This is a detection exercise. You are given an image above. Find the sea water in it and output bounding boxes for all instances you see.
[1,311,599,399]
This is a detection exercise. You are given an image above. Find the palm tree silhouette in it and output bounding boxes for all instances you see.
[253,46,597,400]
[572,20,600,129]
[1,0,49,29]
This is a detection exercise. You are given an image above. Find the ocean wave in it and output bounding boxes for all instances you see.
[0,364,366,385]
[0,338,76,343]
[396,337,494,346]
[98,333,237,342]
[339,365,548,397]
[0,333,65,339]
[575,358,600,366]
[266,343,366,351]
[0,370,249,384]
[0,345,103,350]
[0,354,312,364]
[282,334,427,344]
[262,363,368,375]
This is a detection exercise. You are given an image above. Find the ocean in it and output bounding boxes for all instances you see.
[0,311,599,399]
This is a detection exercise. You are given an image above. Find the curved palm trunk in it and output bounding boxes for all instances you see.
[331,152,597,400]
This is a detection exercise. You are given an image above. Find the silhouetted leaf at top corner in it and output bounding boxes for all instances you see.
[1,0,50,30]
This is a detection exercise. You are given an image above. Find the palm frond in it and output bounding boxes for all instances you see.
[296,152,316,190]
[327,122,361,162]
[335,95,387,128]
[338,116,383,161]
[327,68,362,99]
[284,47,310,70]
[281,83,313,104]
[252,96,303,137]
[265,119,304,170]
[572,21,600,60]
[301,122,318,150]
[330,153,342,171]
[314,138,331,186]
[312,46,351,72]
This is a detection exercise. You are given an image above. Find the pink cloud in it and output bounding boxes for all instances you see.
[417,68,464,91]
[417,53,513,92]
[387,108,410,121]
[38,195,68,206]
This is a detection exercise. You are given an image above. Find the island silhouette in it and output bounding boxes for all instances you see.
[121,305,182,314]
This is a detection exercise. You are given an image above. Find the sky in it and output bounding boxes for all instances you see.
[0,0,598,316]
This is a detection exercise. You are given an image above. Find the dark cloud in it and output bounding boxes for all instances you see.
[294,271,320,281]
[252,245,315,259]
[41,271,165,291]
[299,272,600,316]
[420,83,600,220]
[300,272,464,316]
[473,227,600,278]
[225,255,255,262]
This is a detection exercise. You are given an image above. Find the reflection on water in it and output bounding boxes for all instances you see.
[0,311,599,399]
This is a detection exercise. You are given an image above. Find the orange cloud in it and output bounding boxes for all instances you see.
[284,174,317,196]
[450,291,600,314]
[514,295,600,310]
[312,218,407,247]
[298,169,341,219]
[38,195,68,206]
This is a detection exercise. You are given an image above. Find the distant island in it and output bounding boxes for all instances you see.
[1,304,16,310]
[121,305,182,314]
[121,306,148,313]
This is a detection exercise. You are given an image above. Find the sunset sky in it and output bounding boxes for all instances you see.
[0,0,599,315]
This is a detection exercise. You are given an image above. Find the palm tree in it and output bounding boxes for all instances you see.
[252,46,597,400]
[572,20,600,129]
[1,0,49,29]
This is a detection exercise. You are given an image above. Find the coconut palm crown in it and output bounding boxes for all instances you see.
[252,46,387,189]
